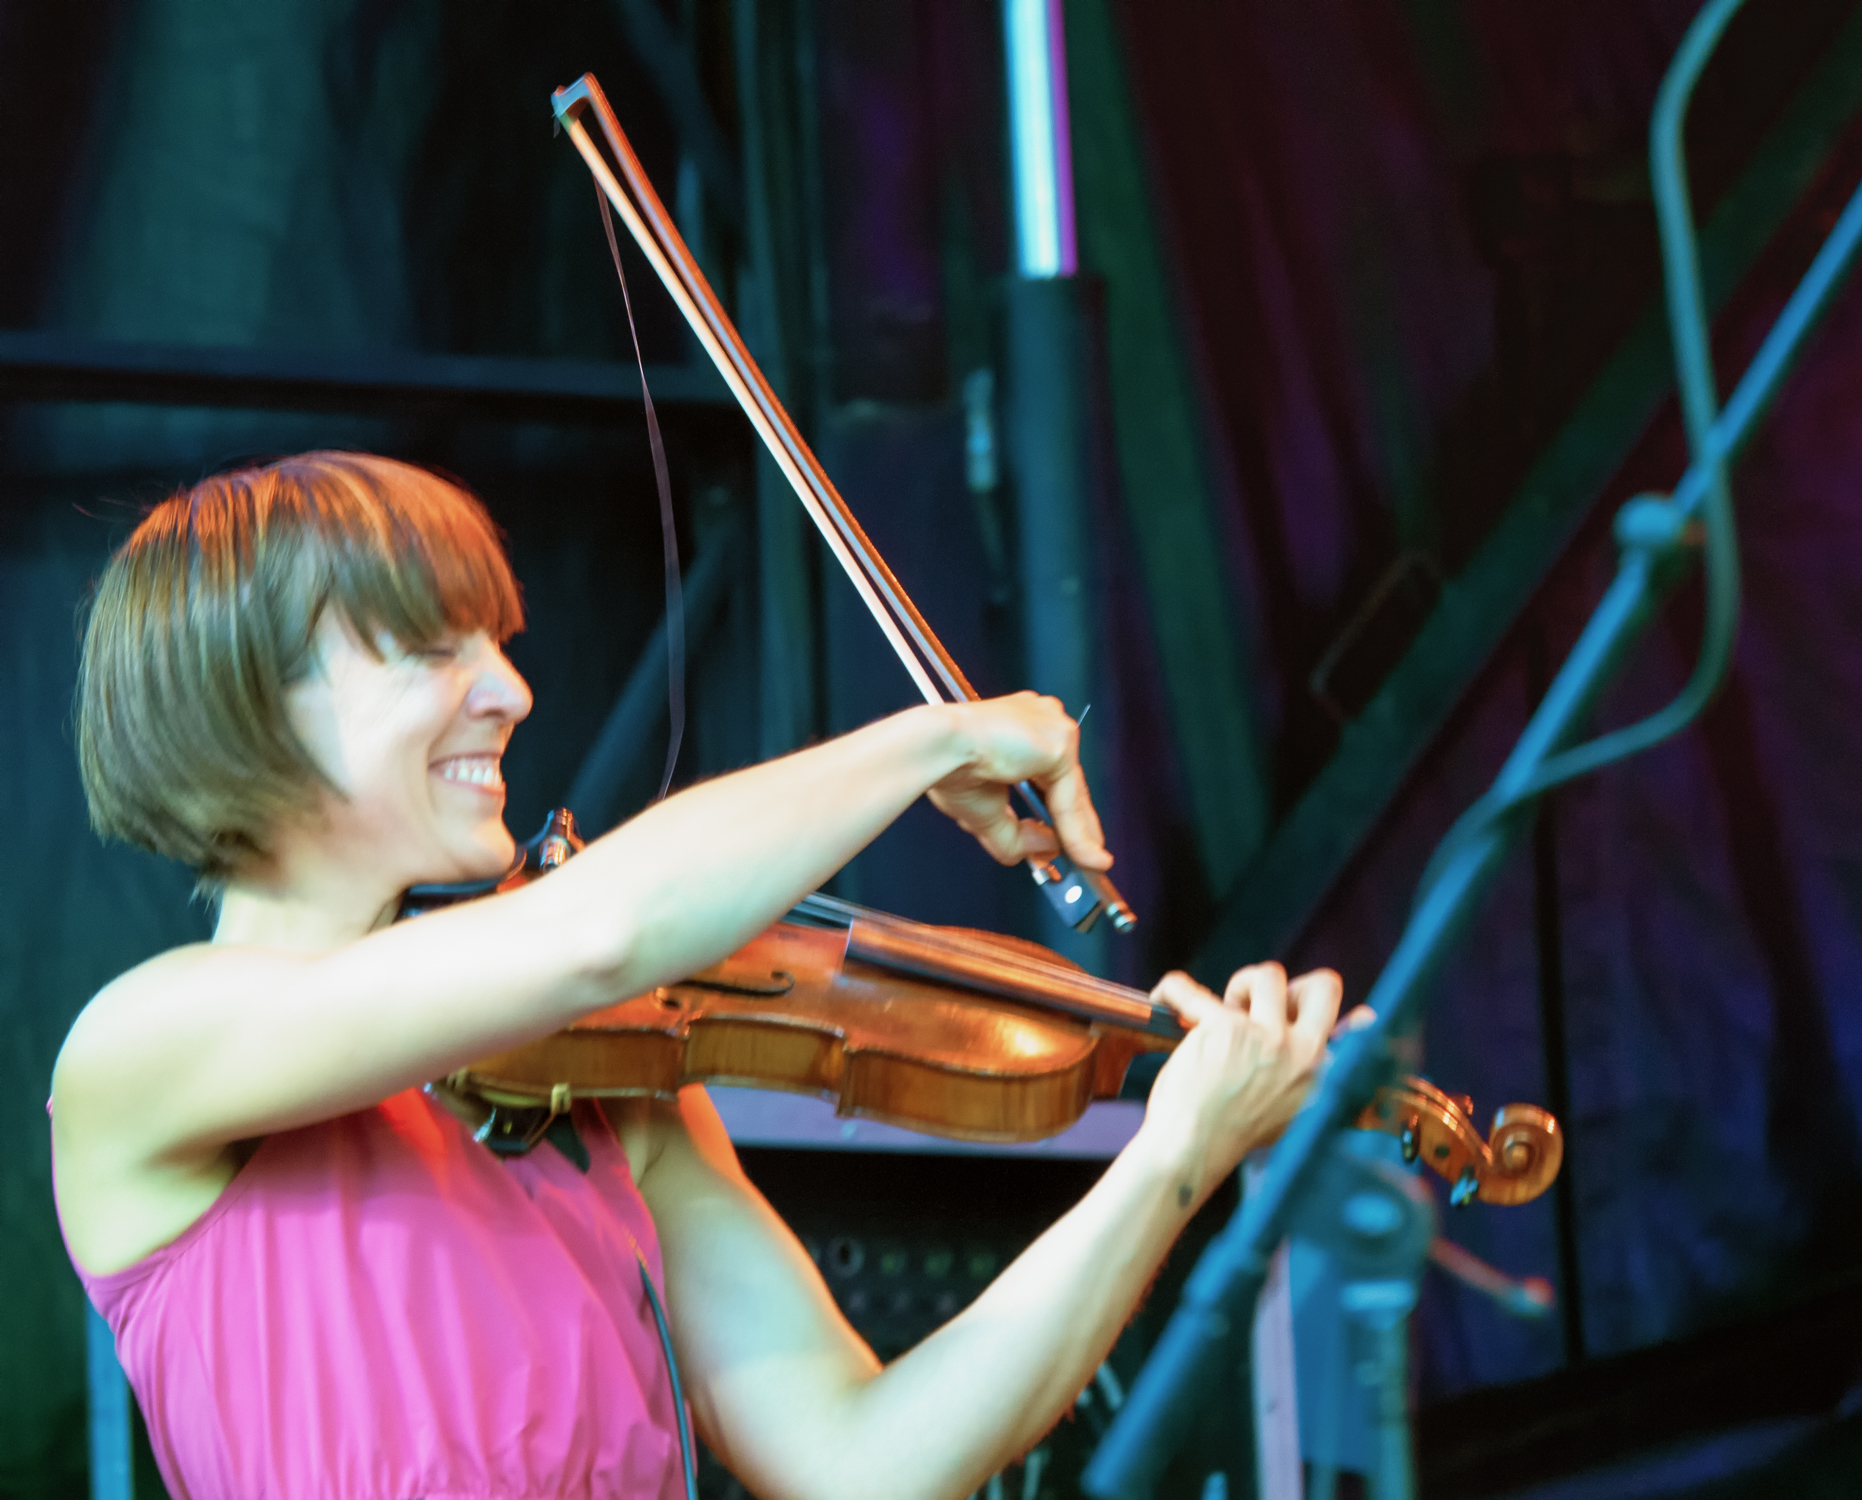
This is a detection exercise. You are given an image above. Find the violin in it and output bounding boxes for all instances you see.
[406,813,1563,1209]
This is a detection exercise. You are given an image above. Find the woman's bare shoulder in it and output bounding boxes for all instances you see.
[95,940,226,997]
[56,942,293,1098]
[52,945,275,1273]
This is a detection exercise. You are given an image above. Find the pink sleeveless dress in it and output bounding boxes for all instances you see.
[60,1089,685,1500]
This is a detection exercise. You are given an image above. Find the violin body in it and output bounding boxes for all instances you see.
[456,919,1172,1145]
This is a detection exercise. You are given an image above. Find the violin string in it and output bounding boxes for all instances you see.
[596,182,686,805]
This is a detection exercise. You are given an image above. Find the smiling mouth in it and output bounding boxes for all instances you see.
[433,755,505,791]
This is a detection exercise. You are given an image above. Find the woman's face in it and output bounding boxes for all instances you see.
[283,612,533,893]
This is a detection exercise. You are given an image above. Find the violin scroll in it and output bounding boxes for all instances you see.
[1357,1076,1563,1207]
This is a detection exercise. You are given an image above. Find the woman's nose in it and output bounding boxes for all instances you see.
[465,639,534,722]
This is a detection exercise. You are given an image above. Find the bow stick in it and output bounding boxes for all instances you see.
[552,72,1134,935]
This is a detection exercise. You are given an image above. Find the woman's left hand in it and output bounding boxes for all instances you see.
[1136,963,1348,1210]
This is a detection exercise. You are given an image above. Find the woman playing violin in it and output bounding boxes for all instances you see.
[51,450,1344,1500]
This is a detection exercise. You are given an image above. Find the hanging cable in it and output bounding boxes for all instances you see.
[597,183,687,804]
[635,1246,699,1500]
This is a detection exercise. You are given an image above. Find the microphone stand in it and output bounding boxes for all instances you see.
[1084,0,1862,1491]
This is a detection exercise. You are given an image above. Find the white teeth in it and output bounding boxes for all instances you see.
[437,758,502,788]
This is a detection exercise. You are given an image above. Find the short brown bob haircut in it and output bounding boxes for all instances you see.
[77,451,524,881]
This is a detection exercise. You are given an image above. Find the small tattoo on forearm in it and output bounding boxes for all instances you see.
[1177,1183,1193,1210]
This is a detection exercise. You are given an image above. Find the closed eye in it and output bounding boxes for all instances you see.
[408,636,463,663]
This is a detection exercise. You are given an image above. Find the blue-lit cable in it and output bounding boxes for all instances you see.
[1413,0,1750,904]
[1518,0,1745,777]
[1416,161,1862,909]
[1418,159,1862,906]
[1527,0,1745,777]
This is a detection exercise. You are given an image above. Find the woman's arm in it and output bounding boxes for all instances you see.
[644,962,1341,1500]
[53,694,1099,1178]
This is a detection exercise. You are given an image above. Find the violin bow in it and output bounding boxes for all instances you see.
[552,72,1134,935]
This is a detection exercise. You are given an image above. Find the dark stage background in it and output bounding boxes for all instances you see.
[5,1,1862,1495]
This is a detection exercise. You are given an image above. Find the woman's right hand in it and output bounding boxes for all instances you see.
[924,693,1111,873]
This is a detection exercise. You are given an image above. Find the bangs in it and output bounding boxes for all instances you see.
[268,453,525,661]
